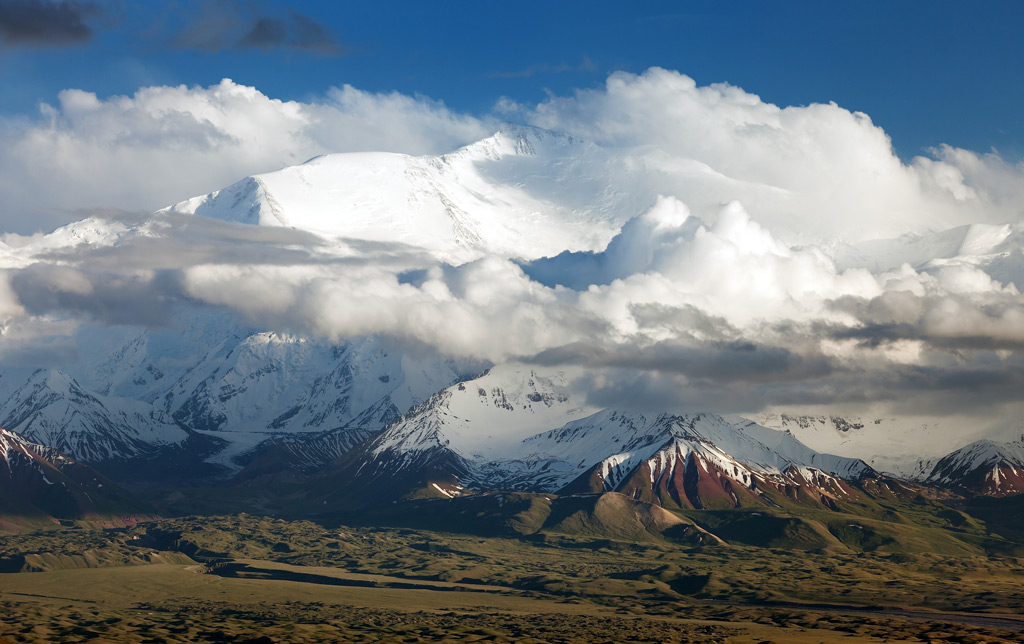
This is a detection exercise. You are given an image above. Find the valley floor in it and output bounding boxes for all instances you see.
[2,562,1019,643]
[1,515,1023,643]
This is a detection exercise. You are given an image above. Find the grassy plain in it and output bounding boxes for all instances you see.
[1,510,1023,643]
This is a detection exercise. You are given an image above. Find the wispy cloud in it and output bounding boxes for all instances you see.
[172,0,342,56]
[491,55,598,79]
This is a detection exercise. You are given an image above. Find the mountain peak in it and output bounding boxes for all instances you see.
[0,426,147,527]
[162,125,624,261]
[927,437,1024,496]
[333,365,874,511]
[449,124,583,162]
[0,368,188,464]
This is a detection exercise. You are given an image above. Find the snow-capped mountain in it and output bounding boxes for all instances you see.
[315,363,597,504]
[0,125,638,472]
[520,411,873,510]
[0,427,144,525]
[151,331,473,467]
[926,438,1024,496]
[0,123,1021,500]
[165,125,640,262]
[368,362,597,461]
[321,366,873,510]
[1,426,73,476]
[0,369,188,464]
[833,222,1024,277]
[0,320,475,470]
[753,414,984,479]
[162,333,462,434]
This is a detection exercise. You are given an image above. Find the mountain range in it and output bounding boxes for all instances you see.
[1,124,1023,520]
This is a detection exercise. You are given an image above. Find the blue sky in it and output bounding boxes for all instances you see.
[1,0,1021,160]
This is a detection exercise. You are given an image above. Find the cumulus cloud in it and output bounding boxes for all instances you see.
[518,67,1024,242]
[915,145,1024,208]
[316,85,493,155]
[179,256,589,362]
[0,269,25,319]
[0,80,493,233]
[2,192,1022,423]
[3,68,1021,241]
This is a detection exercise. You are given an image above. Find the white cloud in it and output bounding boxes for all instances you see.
[0,191,1020,424]
[0,270,25,320]
[916,145,1024,210]
[0,70,1022,425]
[2,68,1021,244]
[316,85,495,155]
[0,79,493,234]
[524,67,1024,242]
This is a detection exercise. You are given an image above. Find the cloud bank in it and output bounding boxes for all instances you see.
[0,69,1022,433]
[2,68,1020,240]
[2,195,1022,428]
[517,68,1024,241]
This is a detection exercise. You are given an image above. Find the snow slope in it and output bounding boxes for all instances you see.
[166,125,639,262]
[67,312,475,468]
[833,223,1022,274]
[0,427,143,523]
[370,362,597,460]
[508,410,871,496]
[926,438,1024,496]
[1,124,1022,491]
[352,366,872,508]
[751,413,998,479]
[831,222,1024,297]
[0,369,187,463]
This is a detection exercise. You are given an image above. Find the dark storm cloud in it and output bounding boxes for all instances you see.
[237,15,284,49]
[238,10,339,55]
[530,337,837,386]
[173,1,342,56]
[573,368,870,416]
[520,291,1024,417]
[826,291,1024,352]
[846,363,1024,417]
[10,262,188,327]
[567,349,1024,418]
[529,303,836,388]
[0,0,97,47]
[629,303,740,342]
[3,211,438,328]
[828,321,1024,352]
